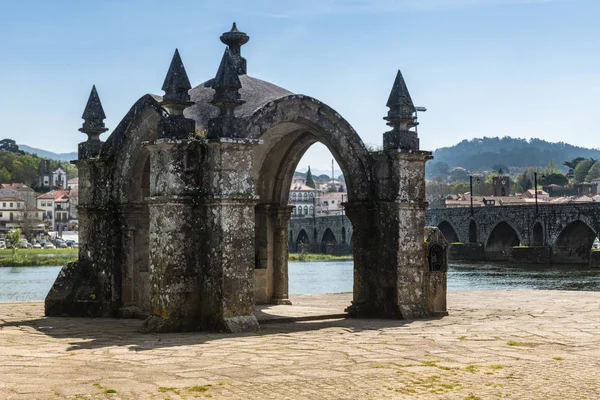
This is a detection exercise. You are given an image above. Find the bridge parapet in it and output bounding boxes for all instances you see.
[427,203,600,264]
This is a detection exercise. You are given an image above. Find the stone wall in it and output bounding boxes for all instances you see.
[509,247,551,264]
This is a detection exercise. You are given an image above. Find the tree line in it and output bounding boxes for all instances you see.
[0,139,77,190]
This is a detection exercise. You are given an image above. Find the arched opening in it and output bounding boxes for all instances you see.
[438,221,459,243]
[296,229,309,252]
[468,220,477,243]
[532,222,544,246]
[250,95,373,305]
[485,221,520,260]
[553,220,596,264]
[320,228,337,254]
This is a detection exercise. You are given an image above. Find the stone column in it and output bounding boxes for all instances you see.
[142,141,201,332]
[344,201,379,317]
[198,139,260,333]
[271,205,294,305]
[383,151,433,319]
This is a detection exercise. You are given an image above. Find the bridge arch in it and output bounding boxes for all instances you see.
[485,220,521,260]
[320,228,337,254]
[553,220,597,264]
[438,220,459,243]
[296,229,310,251]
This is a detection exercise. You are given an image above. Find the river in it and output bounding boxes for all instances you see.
[2,261,600,302]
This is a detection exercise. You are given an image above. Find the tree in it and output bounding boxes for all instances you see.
[585,161,600,182]
[16,204,42,241]
[0,167,11,183]
[543,160,560,175]
[492,164,509,174]
[448,168,470,183]
[541,173,568,187]
[427,162,450,181]
[6,228,23,259]
[564,157,586,171]
[574,159,594,182]
[0,139,24,154]
[305,166,316,189]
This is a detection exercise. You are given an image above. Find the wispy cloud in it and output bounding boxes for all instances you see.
[285,0,571,15]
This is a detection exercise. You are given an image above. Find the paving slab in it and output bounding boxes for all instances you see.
[0,290,599,399]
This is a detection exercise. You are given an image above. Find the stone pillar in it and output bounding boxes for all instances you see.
[197,139,260,333]
[384,151,433,319]
[272,205,294,305]
[344,201,379,316]
[142,141,201,332]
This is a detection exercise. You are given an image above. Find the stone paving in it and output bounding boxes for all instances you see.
[1,290,599,399]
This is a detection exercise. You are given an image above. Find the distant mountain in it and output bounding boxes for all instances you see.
[18,145,77,162]
[431,137,600,172]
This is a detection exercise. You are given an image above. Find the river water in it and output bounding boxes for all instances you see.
[2,261,600,302]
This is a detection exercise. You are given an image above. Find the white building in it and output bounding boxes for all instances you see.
[0,196,44,236]
[289,176,321,218]
[39,160,68,189]
[37,190,71,232]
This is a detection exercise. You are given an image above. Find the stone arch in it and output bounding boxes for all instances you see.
[553,220,596,264]
[438,220,459,243]
[296,229,310,251]
[532,222,544,246]
[468,220,478,243]
[485,221,521,261]
[247,95,374,304]
[320,228,337,254]
[97,94,164,315]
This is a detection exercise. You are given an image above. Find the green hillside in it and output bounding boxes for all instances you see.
[427,137,600,178]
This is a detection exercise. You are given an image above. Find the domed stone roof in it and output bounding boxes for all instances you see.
[183,75,293,131]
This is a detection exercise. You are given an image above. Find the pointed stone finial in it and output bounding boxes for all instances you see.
[208,48,246,139]
[157,49,195,140]
[78,85,107,158]
[383,70,419,151]
[219,22,249,75]
[384,70,416,128]
[161,49,193,116]
[79,85,108,140]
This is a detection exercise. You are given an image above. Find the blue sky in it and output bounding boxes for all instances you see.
[0,0,598,172]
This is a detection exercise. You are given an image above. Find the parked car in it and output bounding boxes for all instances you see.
[19,242,32,248]
[32,243,42,249]
[72,242,79,249]
[57,242,68,248]
[44,243,56,249]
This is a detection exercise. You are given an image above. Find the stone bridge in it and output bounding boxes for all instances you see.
[426,204,600,264]
[289,216,353,255]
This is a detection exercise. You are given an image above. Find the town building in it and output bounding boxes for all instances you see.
[0,196,44,237]
[289,176,320,218]
[289,175,348,217]
[36,190,71,232]
[67,177,79,190]
[38,160,68,189]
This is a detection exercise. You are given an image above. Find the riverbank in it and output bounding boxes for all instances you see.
[1,290,599,399]
[0,256,75,267]
[0,249,78,267]
[288,253,352,261]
